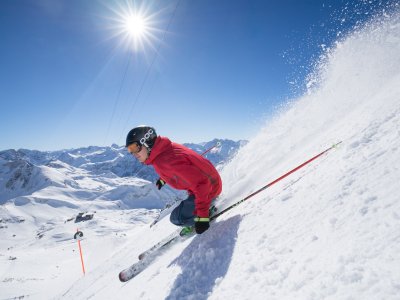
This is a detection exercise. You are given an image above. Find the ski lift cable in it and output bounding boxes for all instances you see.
[104,51,134,146]
[121,0,182,141]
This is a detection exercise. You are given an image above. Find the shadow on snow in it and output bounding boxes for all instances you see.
[166,215,242,300]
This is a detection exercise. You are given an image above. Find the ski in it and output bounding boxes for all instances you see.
[138,228,182,260]
[119,255,151,282]
[149,200,181,228]
[119,229,194,282]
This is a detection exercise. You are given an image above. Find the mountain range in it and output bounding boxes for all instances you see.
[0,139,246,205]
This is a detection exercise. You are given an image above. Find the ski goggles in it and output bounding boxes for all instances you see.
[127,141,142,154]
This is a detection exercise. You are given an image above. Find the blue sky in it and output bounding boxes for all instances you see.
[0,0,386,151]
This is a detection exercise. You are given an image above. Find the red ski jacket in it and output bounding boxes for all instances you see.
[145,136,222,217]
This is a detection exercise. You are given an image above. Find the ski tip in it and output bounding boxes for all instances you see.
[119,272,128,282]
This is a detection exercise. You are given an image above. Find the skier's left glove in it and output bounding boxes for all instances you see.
[156,178,166,190]
[194,217,210,234]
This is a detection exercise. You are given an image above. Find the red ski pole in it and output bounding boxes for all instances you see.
[201,141,221,156]
[211,141,342,220]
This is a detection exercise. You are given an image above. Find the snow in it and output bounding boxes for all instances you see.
[1,9,400,300]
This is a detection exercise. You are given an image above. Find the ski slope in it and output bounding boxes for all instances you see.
[2,8,400,300]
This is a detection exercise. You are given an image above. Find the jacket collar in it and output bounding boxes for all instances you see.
[144,136,172,165]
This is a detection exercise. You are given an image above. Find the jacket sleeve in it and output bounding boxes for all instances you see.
[171,162,213,218]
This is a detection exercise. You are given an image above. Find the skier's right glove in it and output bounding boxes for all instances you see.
[194,217,210,234]
[156,178,166,190]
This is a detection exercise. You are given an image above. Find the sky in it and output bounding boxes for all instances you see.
[0,0,387,151]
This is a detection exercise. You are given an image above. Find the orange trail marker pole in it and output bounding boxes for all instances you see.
[74,229,86,275]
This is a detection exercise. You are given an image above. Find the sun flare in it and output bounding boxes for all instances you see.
[106,2,160,53]
[124,14,147,39]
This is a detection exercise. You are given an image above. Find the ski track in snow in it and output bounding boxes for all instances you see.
[1,8,400,300]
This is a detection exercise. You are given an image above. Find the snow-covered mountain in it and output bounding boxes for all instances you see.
[0,158,52,204]
[0,139,245,204]
[1,9,400,300]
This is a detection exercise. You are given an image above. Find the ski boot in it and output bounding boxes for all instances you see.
[179,205,217,236]
[179,226,194,237]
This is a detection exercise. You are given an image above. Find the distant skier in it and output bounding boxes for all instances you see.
[125,125,222,235]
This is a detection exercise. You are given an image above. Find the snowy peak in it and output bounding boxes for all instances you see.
[0,158,52,204]
[184,139,247,167]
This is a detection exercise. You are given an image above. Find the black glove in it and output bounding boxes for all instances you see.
[194,217,210,234]
[156,178,165,190]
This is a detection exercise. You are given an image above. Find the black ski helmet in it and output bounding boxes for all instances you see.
[125,126,157,149]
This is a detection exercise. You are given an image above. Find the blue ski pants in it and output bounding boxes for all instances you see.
[170,195,196,227]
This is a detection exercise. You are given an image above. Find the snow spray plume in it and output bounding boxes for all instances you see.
[221,7,400,202]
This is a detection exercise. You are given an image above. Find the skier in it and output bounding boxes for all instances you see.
[125,125,222,235]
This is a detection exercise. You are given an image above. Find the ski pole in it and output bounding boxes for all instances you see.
[211,141,342,221]
[74,229,86,276]
[201,141,221,156]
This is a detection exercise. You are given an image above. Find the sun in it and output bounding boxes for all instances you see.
[124,14,148,40]
[120,11,153,52]
[105,2,160,53]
